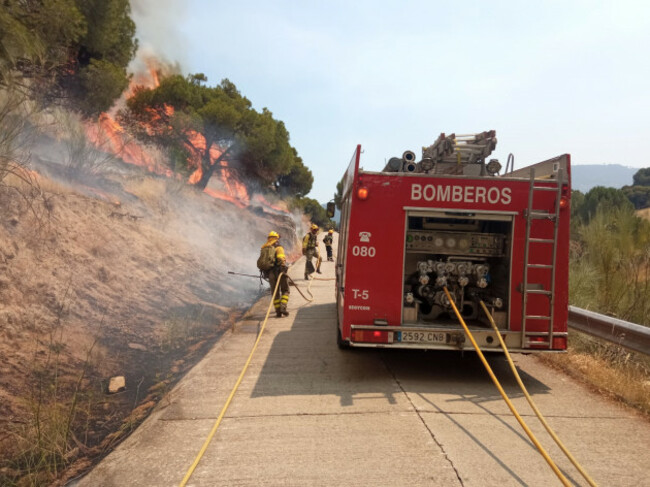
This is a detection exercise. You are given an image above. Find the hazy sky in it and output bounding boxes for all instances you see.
[132,0,650,203]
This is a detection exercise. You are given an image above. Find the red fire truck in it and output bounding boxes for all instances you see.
[335,131,570,352]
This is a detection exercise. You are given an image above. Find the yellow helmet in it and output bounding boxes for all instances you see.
[328,229,334,234]
[310,224,319,230]
[268,231,279,238]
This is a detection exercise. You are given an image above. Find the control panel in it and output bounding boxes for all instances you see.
[405,230,505,256]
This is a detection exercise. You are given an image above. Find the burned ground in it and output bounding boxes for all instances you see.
[0,166,301,486]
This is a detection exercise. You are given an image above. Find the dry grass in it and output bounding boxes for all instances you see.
[123,176,168,204]
[636,208,650,221]
[123,176,192,217]
[0,146,298,485]
[564,206,650,416]
[3,167,71,196]
[538,331,650,416]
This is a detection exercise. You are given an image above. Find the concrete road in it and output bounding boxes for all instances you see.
[76,250,650,486]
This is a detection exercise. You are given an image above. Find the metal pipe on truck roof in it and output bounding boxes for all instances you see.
[383,157,403,172]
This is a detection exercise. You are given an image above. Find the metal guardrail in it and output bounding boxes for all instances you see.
[568,306,650,356]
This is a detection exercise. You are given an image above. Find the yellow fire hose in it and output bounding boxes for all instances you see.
[179,276,593,486]
[180,268,592,487]
[442,287,572,487]
[178,273,286,486]
[293,253,335,300]
[478,300,598,487]
[287,274,314,302]
[179,264,326,485]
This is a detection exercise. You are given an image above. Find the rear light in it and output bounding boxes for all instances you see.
[559,196,569,209]
[528,336,548,349]
[357,187,368,200]
[527,336,566,350]
[352,330,392,343]
[560,185,569,210]
[553,336,567,350]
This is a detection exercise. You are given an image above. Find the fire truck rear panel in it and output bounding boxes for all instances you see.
[336,146,570,352]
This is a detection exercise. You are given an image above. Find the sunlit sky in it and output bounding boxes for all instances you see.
[131,0,650,204]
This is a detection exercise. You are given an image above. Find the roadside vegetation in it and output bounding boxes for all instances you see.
[541,182,650,416]
[1,0,332,225]
[0,3,326,485]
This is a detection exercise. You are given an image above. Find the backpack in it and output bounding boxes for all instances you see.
[257,246,276,271]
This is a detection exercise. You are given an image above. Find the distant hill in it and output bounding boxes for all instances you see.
[571,164,638,193]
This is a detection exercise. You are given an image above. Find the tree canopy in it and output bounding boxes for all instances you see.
[293,197,333,228]
[333,178,343,209]
[632,168,650,187]
[622,185,650,210]
[120,73,312,195]
[0,0,137,115]
[1,3,319,206]
[573,186,634,224]
[275,148,314,198]
[621,167,650,210]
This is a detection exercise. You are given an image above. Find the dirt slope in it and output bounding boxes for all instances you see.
[0,166,301,485]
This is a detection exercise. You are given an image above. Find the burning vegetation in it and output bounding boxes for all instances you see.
[0,4,333,484]
[0,160,301,486]
[117,59,312,194]
[81,57,305,213]
[0,59,307,482]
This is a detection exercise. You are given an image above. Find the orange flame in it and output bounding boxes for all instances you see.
[84,57,287,214]
[252,194,289,214]
[85,114,173,177]
[125,57,162,98]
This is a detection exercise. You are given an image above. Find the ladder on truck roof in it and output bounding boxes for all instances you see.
[521,168,564,349]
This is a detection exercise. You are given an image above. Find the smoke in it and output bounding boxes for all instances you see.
[129,0,189,72]
[28,128,298,306]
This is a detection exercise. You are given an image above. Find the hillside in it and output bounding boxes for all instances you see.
[0,161,302,485]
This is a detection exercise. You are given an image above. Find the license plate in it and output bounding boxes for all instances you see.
[400,331,447,344]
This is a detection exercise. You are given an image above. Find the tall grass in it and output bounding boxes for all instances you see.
[570,207,650,325]
[57,112,116,179]
[3,336,101,487]
[0,87,34,188]
[0,281,101,486]
[539,331,650,415]
[556,205,650,416]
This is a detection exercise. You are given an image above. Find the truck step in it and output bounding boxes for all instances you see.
[529,211,555,219]
[525,289,552,295]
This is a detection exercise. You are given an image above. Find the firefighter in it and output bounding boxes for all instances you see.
[323,229,334,261]
[302,223,322,279]
[261,231,290,317]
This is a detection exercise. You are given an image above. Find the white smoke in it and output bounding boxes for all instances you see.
[129,0,189,72]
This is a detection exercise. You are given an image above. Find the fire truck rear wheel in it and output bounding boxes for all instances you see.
[337,328,350,349]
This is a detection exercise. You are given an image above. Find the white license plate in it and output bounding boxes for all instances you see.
[400,331,447,344]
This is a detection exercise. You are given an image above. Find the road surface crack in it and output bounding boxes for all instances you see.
[381,357,465,486]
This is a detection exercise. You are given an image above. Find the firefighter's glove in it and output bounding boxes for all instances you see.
[302,249,306,256]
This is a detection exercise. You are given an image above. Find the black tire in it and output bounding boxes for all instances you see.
[337,327,350,349]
